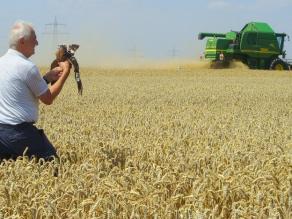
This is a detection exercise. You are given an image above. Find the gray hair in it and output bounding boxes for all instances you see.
[9,21,34,49]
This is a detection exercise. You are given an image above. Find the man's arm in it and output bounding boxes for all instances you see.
[43,67,62,84]
[39,61,71,105]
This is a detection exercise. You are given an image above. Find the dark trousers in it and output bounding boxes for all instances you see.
[0,122,57,161]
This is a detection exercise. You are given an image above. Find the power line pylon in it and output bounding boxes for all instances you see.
[169,47,179,58]
[43,16,68,49]
[129,45,143,61]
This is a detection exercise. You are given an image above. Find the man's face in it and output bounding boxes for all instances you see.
[22,30,38,58]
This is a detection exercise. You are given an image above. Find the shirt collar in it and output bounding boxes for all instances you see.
[7,48,28,60]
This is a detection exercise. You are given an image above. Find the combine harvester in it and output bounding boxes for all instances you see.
[198,22,291,70]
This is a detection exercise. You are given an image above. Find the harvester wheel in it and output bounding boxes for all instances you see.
[210,61,230,69]
[269,58,289,71]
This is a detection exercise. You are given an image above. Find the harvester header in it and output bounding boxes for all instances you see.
[198,22,291,70]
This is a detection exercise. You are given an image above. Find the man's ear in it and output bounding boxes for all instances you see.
[19,37,25,45]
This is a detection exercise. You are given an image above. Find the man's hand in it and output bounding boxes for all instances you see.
[58,61,71,76]
[43,67,62,83]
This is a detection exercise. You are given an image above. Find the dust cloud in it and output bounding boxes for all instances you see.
[82,58,249,70]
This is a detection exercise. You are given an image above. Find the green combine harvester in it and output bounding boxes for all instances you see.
[198,22,291,70]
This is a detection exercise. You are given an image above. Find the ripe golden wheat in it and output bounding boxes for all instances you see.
[0,66,291,218]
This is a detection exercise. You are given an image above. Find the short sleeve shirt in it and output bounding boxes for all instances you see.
[0,49,48,125]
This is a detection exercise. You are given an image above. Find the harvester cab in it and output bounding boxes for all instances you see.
[198,22,291,70]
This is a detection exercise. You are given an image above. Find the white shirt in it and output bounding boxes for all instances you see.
[0,49,48,125]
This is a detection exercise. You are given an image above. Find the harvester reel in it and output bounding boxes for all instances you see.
[269,58,289,71]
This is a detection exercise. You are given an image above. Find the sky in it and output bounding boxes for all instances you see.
[0,0,291,67]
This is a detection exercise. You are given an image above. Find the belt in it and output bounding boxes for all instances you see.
[0,122,34,128]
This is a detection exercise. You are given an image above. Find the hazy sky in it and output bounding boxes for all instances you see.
[0,0,291,66]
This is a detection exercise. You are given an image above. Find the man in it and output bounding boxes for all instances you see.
[0,21,71,161]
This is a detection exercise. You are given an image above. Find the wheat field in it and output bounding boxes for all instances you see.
[0,65,291,218]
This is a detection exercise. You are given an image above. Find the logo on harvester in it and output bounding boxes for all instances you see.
[260,48,269,52]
